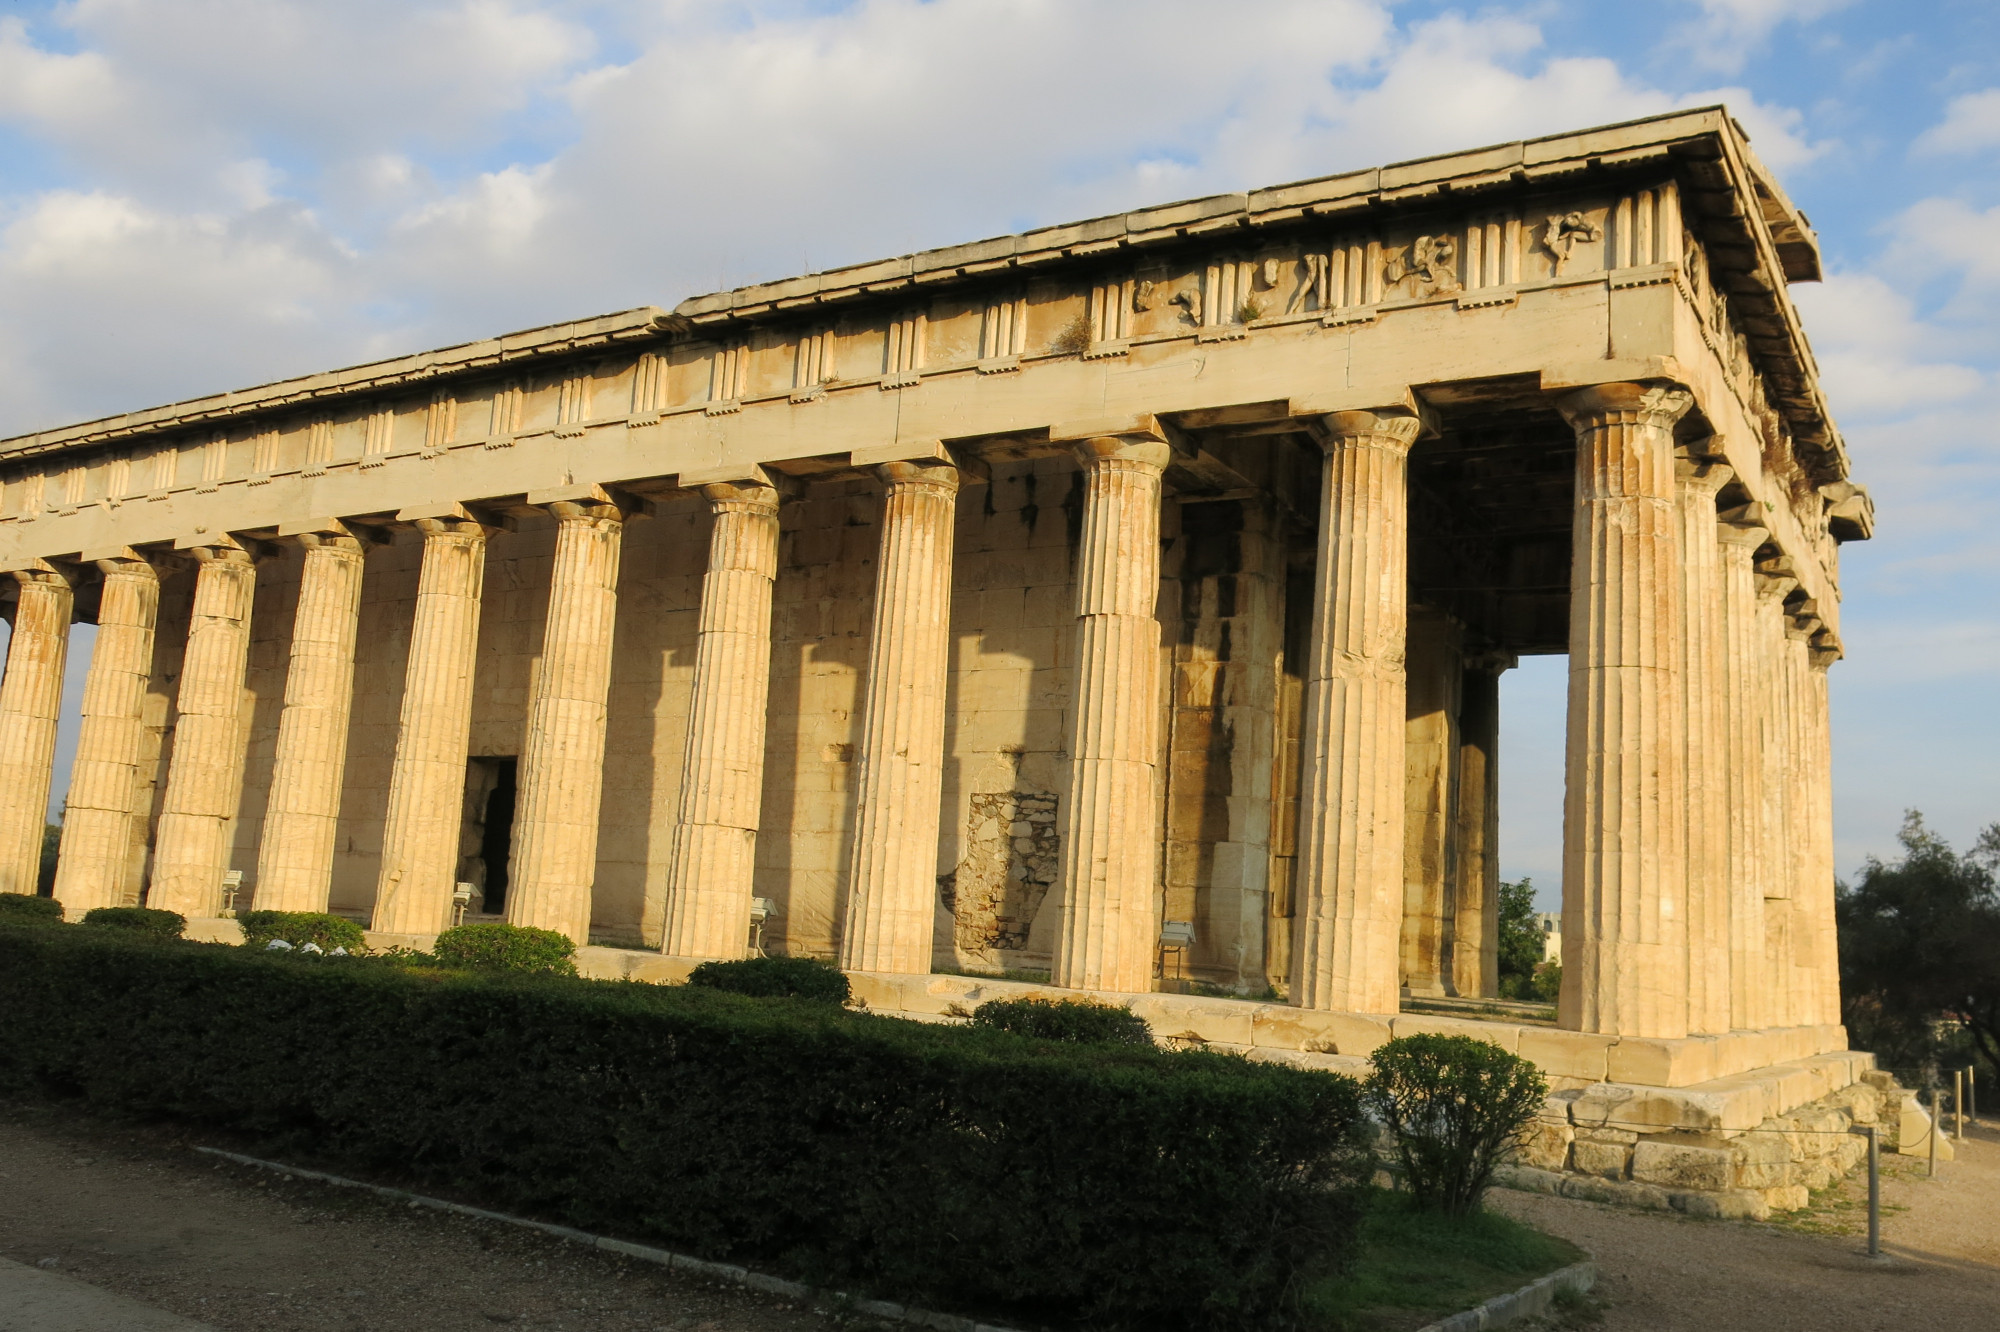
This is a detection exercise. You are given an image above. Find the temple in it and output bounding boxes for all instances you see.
[0,108,1898,1212]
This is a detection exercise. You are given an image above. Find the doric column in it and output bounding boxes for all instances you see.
[1451,655,1507,999]
[506,488,633,944]
[1293,407,1423,1013]
[1782,621,1820,1024]
[53,552,163,913]
[1805,643,1841,1024]
[371,510,495,935]
[660,479,783,958]
[1402,607,1463,997]
[254,522,371,913]
[841,459,959,974]
[1754,569,1799,1028]
[149,540,260,917]
[1717,519,1770,1030]
[0,565,73,896]
[1053,429,1171,993]
[1555,382,1693,1039]
[1676,460,1733,1035]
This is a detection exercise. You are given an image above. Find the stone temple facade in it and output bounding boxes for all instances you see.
[0,109,1897,1211]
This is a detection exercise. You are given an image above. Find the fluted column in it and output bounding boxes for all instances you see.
[0,565,73,896]
[507,490,631,944]
[53,553,162,913]
[1717,519,1770,1030]
[1054,431,1170,993]
[150,541,259,917]
[841,460,959,973]
[254,523,370,912]
[1805,646,1841,1024]
[1555,382,1694,1039]
[372,512,493,934]
[1292,408,1423,1013]
[1753,570,1798,1028]
[1451,655,1506,999]
[1782,622,1820,1024]
[660,480,783,958]
[1676,460,1733,1035]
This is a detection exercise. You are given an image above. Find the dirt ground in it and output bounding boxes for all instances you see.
[1493,1115,2000,1332]
[0,1102,845,1332]
[4,1098,2000,1331]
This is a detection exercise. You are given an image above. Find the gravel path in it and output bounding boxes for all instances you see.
[5,1097,1999,1331]
[1493,1115,2000,1331]
[0,1102,847,1332]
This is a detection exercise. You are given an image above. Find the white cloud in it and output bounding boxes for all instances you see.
[1675,0,1858,74]
[1914,88,2000,155]
[0,0,1829,437]
[1790,274,1985,418]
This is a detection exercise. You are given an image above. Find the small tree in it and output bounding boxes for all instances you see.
[1839,811,2000,1076]
[1496,876,1544,998]
[1364,1033,1547,1216]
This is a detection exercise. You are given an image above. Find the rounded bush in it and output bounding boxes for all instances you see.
[686,955,850,1003]
[971,996,1153,1046]
[80,906,186,941]
[0,891,64,924]
[1363,1033,1548,1216]
[239,910,367,953]
[433,922,577,974]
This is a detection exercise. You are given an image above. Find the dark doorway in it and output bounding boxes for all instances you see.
[462,757,518,914]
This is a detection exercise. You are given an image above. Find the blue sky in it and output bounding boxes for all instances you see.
[0,0,1995,908]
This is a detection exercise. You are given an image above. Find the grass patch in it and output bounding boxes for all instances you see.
[1304,1189,1583,1331]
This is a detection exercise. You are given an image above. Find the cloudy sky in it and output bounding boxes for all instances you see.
[1,0,1996,902]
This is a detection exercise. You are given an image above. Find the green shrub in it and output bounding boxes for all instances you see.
[432,922,576,974]
[1529,961,1562,1004]
[79,906,184,940]
[0,926,1371,1331]
[972,995,1153,1046]
[0,892,64,924]
[686,954,850,1003]
[239,910,366,953]
[1364,1034,1547,1217]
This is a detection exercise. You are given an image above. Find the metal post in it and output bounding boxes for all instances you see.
[1971,1066,1979,1124]
[1956,1069,1966,1140]
[1865,1125,1880,1259]
[1928,1088,1940,1178]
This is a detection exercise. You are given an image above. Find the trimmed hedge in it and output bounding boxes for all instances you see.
[972,996,1153,1046]
[0,892,63,923]
[0,925,1370,1330]
[432,922,576,974]
[686,954,850,1003]
[240,910,367,953]
[79,906,184,940]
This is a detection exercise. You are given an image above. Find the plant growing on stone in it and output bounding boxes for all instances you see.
[0,892,63,924]
[686,954,850,1003]
[1050,313,1091,356]
[432,922,576,974]
[1364,1033,1547,1216]
[971,995,1152,1046]
[239,910,366,953]
[79,906,185,941]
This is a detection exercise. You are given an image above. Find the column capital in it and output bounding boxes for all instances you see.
[6,559,75,589]
[278,517,390,553]
[700,479,783,515]
[396,501,512,537]
[1555,380,1695,432]
[173,531,273,564]
[80,545,178,577]
[526,482,647,522]
[1676,458,1735,494]
[1716,521,1770,550]
[1312,408,1424,456]
[874,459,960,494]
